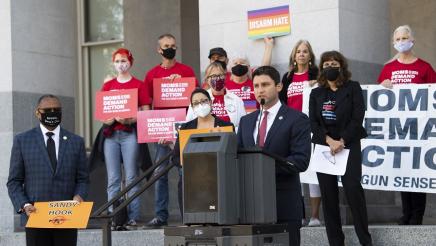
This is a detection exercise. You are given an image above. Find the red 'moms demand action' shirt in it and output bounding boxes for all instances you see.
[377,58,436,84]
[225,78,257,112]
[101,77,151,130]
[144,61,197,109]
[286,71,309,111]
[212,94,230,122]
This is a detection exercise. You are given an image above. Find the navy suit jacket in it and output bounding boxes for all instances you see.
[7,126,89,224]
[237,104,311,222]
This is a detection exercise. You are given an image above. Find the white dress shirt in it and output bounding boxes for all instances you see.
[40,124,60,159]
[253,99,282,144]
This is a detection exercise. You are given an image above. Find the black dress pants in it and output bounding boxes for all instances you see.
[26,228,77,246]
[277,219,301,246]
[400,191,426,225]
[317,142,372,246]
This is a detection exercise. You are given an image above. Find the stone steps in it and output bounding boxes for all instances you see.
[1,225,435,246]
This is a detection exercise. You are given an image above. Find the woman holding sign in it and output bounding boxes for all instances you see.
[378,25,436,225]
[280,39,322,227]
[100,48,151,228]
[378,25,436,87]
[173,88,234,215]
[187,62,246,130]
[309,51,372,246]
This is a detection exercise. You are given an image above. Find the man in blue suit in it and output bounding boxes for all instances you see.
[237,66,311,246]
[7,94,89,246]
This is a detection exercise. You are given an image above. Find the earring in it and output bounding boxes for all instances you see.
[309,61,312,66]
[293,61,297,67]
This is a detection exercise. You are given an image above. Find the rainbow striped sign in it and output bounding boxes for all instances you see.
[247,5,291,40]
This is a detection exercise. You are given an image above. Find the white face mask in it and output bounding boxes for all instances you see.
[193,103,211,118]
[394,40,414,53]
[114,62,130,73]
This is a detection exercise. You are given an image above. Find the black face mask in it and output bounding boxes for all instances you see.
[40,111,62,128]
[161,47,176,59]
[323,67,340,81]
[231,64,249,76]
[216,60,227,71]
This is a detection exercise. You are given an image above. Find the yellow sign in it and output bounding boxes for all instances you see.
[179,126,234,165]
[26,201,93,229]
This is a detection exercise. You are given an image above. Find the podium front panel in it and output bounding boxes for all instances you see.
[238,152,277,224]
[183,153,218,213]
[182,132,239,225]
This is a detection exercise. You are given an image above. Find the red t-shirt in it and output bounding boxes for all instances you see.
[212,94,231,122]
[377,58,436,84]
[101,77,151,131]
[144,61,197,109]
[225,78,257,112]
[286,72,309,111]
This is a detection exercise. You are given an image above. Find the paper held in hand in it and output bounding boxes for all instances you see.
[309,144,349,175]
[26,201,93,229]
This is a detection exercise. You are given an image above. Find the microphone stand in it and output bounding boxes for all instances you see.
[256,99,265,146]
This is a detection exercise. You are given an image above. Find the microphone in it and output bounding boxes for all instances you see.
[256,99,266,146]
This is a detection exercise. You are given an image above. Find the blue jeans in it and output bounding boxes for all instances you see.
[104,130,140,221]
[153,144,172,222]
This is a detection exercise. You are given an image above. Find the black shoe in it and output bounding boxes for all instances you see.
[146,217,168,228]
[398,216,409,225]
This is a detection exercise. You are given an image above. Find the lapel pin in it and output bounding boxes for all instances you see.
[279,116,283,120]
[63,136,68,140]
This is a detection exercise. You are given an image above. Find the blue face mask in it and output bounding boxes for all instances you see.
[394,40,413,53]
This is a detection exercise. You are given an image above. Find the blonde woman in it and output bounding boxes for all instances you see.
[378,25,435,87]
[378,25,436,225]
[187,62,246,130]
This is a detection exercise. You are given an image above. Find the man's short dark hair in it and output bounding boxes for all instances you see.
[252,66,281,85]
[158,33,176,42]
[37,94,61,107]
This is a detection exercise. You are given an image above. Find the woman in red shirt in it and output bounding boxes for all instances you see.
[378,25,436,225]
[100,48,151,227]
[378,25,436,87]
[280,40,322,227]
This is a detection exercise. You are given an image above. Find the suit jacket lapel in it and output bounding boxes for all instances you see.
[34,127,55,173]
[247,110,259,146]
[264,105,287,148]
[334,82,350,107]
[57,128,68,174]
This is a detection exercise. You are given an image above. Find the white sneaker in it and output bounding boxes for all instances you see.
[308,218,321,227]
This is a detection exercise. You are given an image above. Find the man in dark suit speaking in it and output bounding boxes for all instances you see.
[7,94,89,246]
[237,66,311,246]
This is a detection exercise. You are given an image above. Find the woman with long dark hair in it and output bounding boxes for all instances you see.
[309,51,372,246]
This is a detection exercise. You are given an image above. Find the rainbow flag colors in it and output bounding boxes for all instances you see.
[247,5,291,40]
[244,99,258,113]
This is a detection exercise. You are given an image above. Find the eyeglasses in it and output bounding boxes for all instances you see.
[37,107,62,113]
[206,74,225,81]
[191,99,210,107]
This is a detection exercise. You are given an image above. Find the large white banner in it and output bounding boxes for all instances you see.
[300,84,436,193]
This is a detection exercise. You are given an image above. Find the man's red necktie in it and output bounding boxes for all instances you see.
[258,111,269,147]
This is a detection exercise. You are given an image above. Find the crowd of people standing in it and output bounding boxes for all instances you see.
[93,24,434,245]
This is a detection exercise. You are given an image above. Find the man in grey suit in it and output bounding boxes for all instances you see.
[7,94,89,246]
